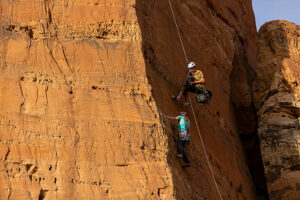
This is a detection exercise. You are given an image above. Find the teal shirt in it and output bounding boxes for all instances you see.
[177,116,187,131]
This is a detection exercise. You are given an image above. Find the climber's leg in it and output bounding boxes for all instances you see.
[173,84,194,100]
[172,85,186,101]
[177,139,190,166]
[177,139,185,158]
[182,141,190,164]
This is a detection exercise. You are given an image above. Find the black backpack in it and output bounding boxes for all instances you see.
[196,90,212,104]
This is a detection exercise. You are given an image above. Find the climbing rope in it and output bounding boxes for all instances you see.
[167,0,223,199]
[189,97,223,200]
[167,0,189,63]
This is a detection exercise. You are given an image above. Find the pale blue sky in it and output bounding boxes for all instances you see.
[252,0,300,30]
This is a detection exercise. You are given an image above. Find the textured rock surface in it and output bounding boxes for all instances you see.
[0,0,261,199]
[136,0,266,199]
[0,1,174,199]
[254,20,300,200]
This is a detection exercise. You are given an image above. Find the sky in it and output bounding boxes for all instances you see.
[252,0,300,30]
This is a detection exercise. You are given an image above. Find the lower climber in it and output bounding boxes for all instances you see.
[164,111,191,167]
[172,61,212,105]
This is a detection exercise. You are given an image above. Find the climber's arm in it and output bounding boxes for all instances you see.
[164,115,179,120]
[191,78,205,85]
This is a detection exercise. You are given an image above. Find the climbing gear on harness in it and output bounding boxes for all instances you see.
[188,61,195,69]
[186,72,195,85]
[196,89,212,104]
[168,0,223,199]
[178,130,190,141]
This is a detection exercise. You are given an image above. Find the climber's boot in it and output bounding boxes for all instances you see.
[182,162,191,168]
[176,154,183,158]
[181,102,191,107]
[171,96,178,101]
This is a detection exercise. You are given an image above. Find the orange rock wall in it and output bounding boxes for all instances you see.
[0,0,260,199]
[254,20,300,200]
[136,0,262,199]
[0,1,174,199]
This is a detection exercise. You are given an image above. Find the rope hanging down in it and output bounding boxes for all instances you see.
[189,97,223,200]
[167,0,223,199]
[167,0,188,63]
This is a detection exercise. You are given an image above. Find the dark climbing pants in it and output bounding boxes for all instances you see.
[177,139,190,163]
[180,84,204,97]
[180,84,198,94]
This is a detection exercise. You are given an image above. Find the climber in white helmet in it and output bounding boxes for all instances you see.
[172,61,206,106]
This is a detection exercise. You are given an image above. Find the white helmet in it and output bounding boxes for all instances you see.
[188,61,195,69]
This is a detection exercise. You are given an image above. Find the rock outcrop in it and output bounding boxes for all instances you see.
[254,20,300,200]
[0,0,263,199]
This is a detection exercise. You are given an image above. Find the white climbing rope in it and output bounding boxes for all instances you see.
[167,0,223,199]
[189,97,223,200]
[167,0,189,63]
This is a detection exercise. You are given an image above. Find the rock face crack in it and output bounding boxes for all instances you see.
[45,42,66,79]
[4,146,10,161]
[3,147,12,200]
[60,43,73,73]
[38,189,48,200]
[18,82,25,113]
[205,0,234,31]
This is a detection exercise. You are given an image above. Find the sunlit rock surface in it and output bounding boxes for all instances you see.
[254,20,300,200]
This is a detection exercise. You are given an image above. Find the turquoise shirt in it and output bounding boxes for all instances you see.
[177,116,187,131]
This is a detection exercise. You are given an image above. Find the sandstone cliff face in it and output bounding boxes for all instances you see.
[0,1,173,199]
[0,0,261,199]
[254,20,300,200]
[137,0,265,199]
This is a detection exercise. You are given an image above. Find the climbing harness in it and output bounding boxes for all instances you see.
[178,130,190,141]
[167,0,223,199]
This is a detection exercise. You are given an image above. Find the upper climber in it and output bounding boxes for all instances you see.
[172,62,211,105]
